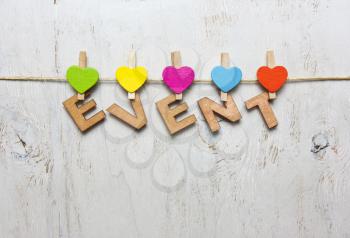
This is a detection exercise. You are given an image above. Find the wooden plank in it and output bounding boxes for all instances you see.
[1,1,350,237]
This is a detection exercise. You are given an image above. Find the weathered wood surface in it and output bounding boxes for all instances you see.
[0,0,350,237]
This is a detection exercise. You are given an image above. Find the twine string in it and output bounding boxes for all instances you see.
[0,76,350,84]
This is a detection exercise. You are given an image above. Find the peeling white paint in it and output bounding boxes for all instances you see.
[0,0,350,237]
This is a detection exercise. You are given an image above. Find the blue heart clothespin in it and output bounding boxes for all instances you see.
[211,66,242,93]
[211,53,242,101]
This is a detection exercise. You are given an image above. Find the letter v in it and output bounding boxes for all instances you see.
[107,93,147,129]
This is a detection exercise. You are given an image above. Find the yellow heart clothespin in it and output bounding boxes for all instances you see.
[116,50,148,99]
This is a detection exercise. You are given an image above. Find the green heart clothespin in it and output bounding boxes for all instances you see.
[66,51,99,100]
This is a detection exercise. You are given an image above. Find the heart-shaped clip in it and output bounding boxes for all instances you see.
[162,51,195,100]
[66,51,99,100]
[257,50,288,100]
[211,53,242,101]
[116,50,148,100]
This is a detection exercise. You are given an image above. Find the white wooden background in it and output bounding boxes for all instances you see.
[1,0,350,237]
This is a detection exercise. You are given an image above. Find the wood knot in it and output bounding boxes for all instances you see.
[311,133,329,153]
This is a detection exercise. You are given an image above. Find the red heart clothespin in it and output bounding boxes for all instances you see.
[257,50,288,99]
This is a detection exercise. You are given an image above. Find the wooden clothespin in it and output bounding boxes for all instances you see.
[171,51,183,100]
[266,50,277,100]
[128,50,137,100]
[220,52,230,101]
[162,51,194,102]
[77,51,87,100]
[257,50,288,100]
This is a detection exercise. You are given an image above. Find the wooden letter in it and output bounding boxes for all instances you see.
[106,93,147,130]
[245,92,277,129]
[63,94,105,132]
[156,94,196,135]
[198,95,241,133]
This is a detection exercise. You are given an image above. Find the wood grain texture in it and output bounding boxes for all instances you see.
[63,94,106,132]
[245,92,278,129]
[77,51,87,100]
[266,50,277,99]
[128,51,137,100]
[198,95,241,132]
[220,52,229,101]
[171,51,183,100]
[107,93,147,130]
[156,94,196,135]
[1,0,350,238]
